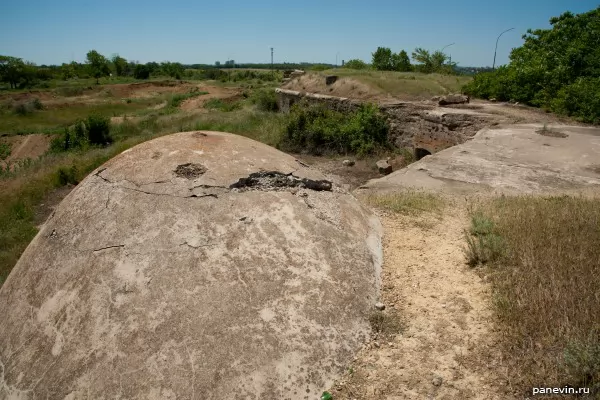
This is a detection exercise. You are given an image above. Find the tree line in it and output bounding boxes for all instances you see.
[343,47,456,74]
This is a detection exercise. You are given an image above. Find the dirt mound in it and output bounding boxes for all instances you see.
[281,73,389,102]
[1,134,51,165]
[179,86,241,111]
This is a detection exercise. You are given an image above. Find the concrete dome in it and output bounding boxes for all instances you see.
[0,131,382,399]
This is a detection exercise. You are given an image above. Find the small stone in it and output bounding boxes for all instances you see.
[374,302,385,311]
[432,375,443,386]
[376,160,392,175]
[342,159,355,167]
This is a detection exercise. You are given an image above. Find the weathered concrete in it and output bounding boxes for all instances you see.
[0,131,382,400]
[360,124,600,195]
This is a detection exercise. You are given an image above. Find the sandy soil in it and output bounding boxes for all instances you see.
[179,85,241,111]
[1,133,51,165]
[328,202,508,399]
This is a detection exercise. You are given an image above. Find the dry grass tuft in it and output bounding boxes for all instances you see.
[365,190,445,216]
[465,195,600,396]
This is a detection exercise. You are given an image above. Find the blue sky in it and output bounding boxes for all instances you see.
[1,0,597,67]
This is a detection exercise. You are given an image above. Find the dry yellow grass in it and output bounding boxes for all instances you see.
[465,195,600,396]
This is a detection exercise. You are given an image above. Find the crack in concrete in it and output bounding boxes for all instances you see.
[93,245,125,253]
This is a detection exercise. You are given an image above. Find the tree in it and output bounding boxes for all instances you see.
[392,50,412,72]
[372,47,393,71]
[160,62,184,79]
[0,56,26,89]
[111,55,128,77]
[86,50,110,84]
[344,59,369,70]
[411,48,450,73]
[463,6,600,122]
[133,64,150,80]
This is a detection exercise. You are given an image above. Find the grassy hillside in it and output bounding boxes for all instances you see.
[283,69,472,100]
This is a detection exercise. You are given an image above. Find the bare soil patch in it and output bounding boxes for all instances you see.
[329,203,507,399]
[1,133,51,164]
[179,85,242,111]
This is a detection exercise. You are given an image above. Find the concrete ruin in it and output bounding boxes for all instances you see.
[0,131,383,399]
[275,88,497,157]
[361,124,600,195]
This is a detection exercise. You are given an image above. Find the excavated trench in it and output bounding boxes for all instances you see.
[276,89,501,156]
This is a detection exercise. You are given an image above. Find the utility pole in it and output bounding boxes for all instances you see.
[336,52,340,68]
[493,28,515,70]
[271,47,274,74]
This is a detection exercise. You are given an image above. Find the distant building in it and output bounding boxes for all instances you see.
[225,60,235,67]
[215,61,221,67]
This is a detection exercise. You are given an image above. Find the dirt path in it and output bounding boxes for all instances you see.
[330,201,507,399]
[2,133,51,164]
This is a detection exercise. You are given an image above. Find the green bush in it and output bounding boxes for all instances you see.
[462,7,600,123]
[133,64,150,80]
[249,88,278,112]
[281,102,389,156]
[86,115,112,145]
[550,77,600,124]
[0,142,11,160]
[344,59,369,70]
[50,115,111,151]
[55,165,79,186]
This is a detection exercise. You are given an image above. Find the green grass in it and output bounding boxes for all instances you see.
[203,98,243,112]
[316,69,472,99]
[465,195,600,395]
[0,98,164,135]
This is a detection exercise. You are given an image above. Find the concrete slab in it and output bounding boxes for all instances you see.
[360,124,600,196]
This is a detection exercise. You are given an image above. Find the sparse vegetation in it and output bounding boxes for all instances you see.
[365,191,445,215]
[0,142,11,160]
[466,196,600,394]
[203,98,242,112]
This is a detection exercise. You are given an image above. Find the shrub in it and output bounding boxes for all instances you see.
[550,77,600,124]
[249,88,278,112]
[344,59,369,70]
[281,102,389,156]
[55,165,79,186]
[463,212,506,267]
[0,142,11,160]
[86,115,112,145]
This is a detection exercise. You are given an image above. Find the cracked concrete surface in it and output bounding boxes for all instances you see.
[361,123,600,196]
[0,131,382,400]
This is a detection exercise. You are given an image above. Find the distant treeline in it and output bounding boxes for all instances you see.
[0,51,336,90]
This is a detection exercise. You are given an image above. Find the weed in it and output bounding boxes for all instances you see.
[249,88,279,112]
[0,142,11,160]
[368,309,404,339]
[463,212,506,267]
[203,98,242,112]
